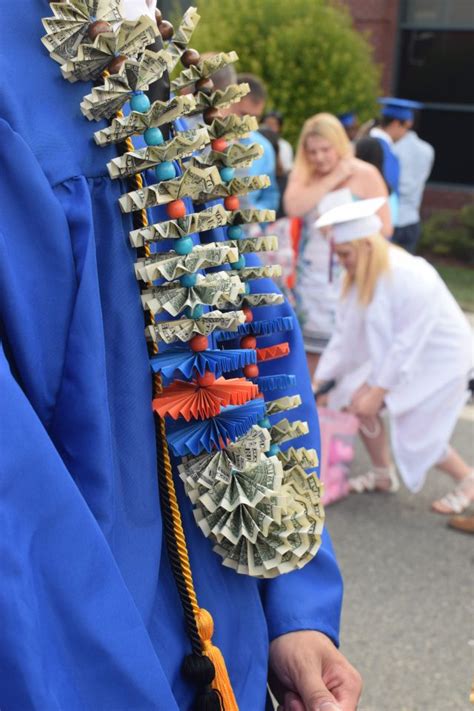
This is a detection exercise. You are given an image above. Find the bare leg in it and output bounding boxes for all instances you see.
[358,415,391,468]
[436,446,472,481]
[306,352,321,383]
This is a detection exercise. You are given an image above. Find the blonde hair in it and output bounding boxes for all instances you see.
[293,113,352,182]
[341,234,391,305]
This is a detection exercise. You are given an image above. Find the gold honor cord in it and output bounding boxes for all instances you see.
[119,114,238,710]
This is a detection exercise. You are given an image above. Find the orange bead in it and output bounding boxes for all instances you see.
[189,335,208,352]
[224,195,240,211]
[243,364,259,378]
[242,307,253,323]
[196,371,216,387]
[166,199,186,219]
[211,138,228,152]
[240,335,257,349]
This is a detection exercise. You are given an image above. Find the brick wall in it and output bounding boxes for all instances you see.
[342,0,400,93]
[422,186,474,218]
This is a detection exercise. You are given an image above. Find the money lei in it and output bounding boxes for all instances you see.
[41,1,324,579]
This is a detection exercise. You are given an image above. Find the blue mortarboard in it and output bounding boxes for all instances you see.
[338,111,357,127]
[378,97,423,121]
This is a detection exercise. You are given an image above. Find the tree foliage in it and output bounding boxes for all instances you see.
[192,0,381,145]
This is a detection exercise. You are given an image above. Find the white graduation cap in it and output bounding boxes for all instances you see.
[315,197,386,244]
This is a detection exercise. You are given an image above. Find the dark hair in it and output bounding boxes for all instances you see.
[236,73,267,103]
[380,115,410,129]
[263,110,283,128]
[355,136,390,191]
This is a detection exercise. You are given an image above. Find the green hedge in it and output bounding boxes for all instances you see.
[192,0,381,145]
[419,204,474,264]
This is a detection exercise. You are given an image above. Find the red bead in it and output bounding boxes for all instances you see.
[158,20,174,40]
[242,307,253,323]
[166,200,186,219]
[196,371,216,387]
[211,138,228,152]
[240,336,257,349]
[243,364,259,378]
[203,107,219,124]
[190,335,208,352]
[107,54,126,75]
[88,20,111,40]
[224,195,240,211]
[181,48,201,67]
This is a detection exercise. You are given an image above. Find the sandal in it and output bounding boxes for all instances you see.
[349,465,399,494]
[432,471,474,515]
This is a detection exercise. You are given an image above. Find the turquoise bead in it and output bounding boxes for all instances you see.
[230,255,246,270]
[174,237,194,255]
[244,283,250,294]
[186,304,204,319]
[220,167,235,182]
[258,417,271,429]
[180,273,197,288]
[227,225,244,239]
[155,161,176,181]
[130,92,151,113]
[267,444,280,456]
[144,127,164,145]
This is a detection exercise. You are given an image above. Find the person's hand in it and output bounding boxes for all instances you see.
[269,630,362,711]
[349,386,386,418]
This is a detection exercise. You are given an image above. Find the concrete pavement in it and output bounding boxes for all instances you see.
[326,408,474,710]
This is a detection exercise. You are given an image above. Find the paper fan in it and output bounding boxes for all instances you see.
[256,343,290,362]
[166,400,266,456]
[216,316,294,342]
[150,347,257,381]
[254,374,297,393]
[153,376,260,420]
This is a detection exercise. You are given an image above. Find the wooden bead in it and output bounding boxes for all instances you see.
[196,371,216,387]
[211,138,228,152]
[181,48,201,67]
[158,20,174,40]
[166,199,186,219]
[155,8,163,24]
[243,364,259,378]
[190,335,208,352]
[224,195,240,211]
[107,54,126,75]
[240,336,257,349]
[196,77,214,92]
[242,307,253,323]
[88,20,111,40]
[203,108,219,125]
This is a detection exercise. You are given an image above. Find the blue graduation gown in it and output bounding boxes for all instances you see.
[0,4,343,709]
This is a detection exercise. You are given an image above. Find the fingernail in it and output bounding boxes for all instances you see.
[316,703,342,711]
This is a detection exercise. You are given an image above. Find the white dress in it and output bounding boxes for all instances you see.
[316,247,473,491]
[295,188,353,353]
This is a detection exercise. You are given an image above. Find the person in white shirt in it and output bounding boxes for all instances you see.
[314,198,474,514]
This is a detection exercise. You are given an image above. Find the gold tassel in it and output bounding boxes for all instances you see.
[197,608,239,711]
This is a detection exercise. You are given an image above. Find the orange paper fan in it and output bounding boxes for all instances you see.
[256,342,290,362]
[152,376,261,421]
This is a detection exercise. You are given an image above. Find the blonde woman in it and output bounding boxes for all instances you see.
[284,113,391,378]
[314,198,474,513]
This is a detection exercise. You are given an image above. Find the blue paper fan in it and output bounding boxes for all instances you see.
[254,374,297,392]
[166,399,266,456]
[150,347,257,381]
[216,317,295,342]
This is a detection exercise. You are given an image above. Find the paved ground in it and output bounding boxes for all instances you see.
[327,407,474,711]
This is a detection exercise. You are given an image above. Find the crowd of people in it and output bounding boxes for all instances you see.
[226,72,473,523]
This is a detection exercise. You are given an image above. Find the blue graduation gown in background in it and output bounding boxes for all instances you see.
[0,3,343,709]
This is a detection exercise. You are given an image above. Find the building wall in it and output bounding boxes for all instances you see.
[342,0,400,93]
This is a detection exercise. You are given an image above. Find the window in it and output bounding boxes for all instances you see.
[397,0,474,186]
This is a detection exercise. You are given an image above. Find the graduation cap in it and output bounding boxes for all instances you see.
[338,111,357,127]
[378,97,423,122]
[315,197,386,243]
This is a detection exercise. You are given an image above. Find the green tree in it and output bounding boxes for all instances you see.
[192,0,381,145]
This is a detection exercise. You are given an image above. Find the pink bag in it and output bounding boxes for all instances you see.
[318,408,359,505]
